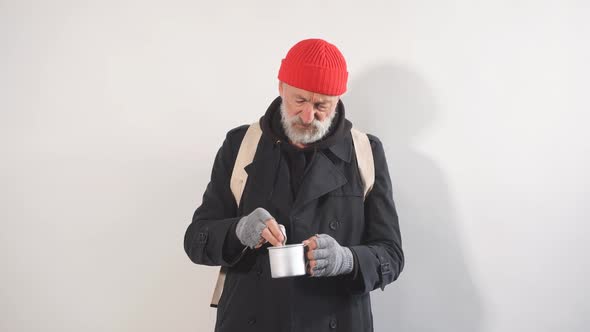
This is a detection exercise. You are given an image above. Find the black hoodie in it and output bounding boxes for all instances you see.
[259,96,352,197]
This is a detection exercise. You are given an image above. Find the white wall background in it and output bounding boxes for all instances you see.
[1,1,589,331]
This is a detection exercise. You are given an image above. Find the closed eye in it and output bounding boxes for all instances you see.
[315,103,328,111]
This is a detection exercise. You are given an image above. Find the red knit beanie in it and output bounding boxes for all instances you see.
[278,39,348,96]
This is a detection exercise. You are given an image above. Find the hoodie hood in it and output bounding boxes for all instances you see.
[258,96,352,200]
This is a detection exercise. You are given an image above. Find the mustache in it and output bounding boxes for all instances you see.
[290,117,317,129]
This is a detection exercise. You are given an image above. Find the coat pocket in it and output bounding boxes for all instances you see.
[216,266,261,330]
[216,270,236,326]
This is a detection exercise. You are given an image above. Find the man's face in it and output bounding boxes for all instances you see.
[279,82,340,145]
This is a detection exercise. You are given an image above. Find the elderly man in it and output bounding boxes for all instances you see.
[184,38,404,332]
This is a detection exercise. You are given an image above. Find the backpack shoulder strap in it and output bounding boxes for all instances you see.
[350,127,375,199]
[211,122,262,308]
[230,122,262,208]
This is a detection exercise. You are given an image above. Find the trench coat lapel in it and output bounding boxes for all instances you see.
[243,140,282,208]
[293,151,347,210]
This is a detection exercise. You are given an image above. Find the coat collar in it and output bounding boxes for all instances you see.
[243,138,350,211]
[293,150,348,210]
[327,130,353,163]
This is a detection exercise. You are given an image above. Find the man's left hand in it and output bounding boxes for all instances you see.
[303,234,354,277]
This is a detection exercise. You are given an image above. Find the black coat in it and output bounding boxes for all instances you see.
[184,99,404,332]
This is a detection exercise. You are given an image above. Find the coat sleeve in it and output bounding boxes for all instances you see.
[183,125,250,267]
[346,134,404,294]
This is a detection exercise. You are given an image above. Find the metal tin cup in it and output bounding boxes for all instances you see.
[267,243,306,278]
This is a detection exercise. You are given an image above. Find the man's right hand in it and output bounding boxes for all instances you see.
[235,207,285,248]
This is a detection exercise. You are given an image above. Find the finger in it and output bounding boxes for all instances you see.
[310,248,330,260]
[311,267,326,277]
[315,234,334,249]
[307,261,315,275]
[265,219,285,244]
[303,236,318,250]
[261,227,282,247]
[306,249,314,260]
[254,237,267,249]
[313,258,328,270]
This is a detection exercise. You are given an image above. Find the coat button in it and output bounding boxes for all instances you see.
[197,232,208,245]
[329,318,337,329]
[329,220,338,230]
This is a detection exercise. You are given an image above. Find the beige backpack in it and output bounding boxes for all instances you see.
[210,122,374,307]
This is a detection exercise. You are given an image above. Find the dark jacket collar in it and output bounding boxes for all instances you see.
[329,131,353,163]
[259,96,353,163]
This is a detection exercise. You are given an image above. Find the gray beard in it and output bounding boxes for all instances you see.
[280,102,337,145]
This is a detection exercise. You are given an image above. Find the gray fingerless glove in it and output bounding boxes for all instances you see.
[235,207,273,248]
[310,234,354,277]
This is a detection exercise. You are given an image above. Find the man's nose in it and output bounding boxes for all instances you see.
[299,104,315,124]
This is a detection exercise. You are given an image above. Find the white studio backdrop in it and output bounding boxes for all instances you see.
[1,1,588,331]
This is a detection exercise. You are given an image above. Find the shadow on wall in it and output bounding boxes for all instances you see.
[345,64,484,332]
